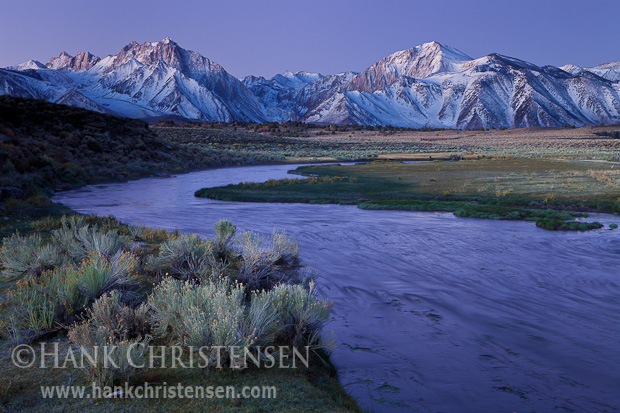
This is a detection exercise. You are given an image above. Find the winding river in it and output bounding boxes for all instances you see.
[53,164,620,412]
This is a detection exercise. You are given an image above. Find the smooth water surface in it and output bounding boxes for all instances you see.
[53,165,620,412]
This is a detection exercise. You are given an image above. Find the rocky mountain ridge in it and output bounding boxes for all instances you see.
[1,38,619,128]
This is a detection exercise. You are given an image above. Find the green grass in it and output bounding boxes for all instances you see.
[196,159,617,231]
[0,338,358,412]
[535,218,603,231]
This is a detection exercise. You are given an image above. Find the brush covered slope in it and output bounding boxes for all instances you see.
[2,39,620,128]
[0,96,244,198]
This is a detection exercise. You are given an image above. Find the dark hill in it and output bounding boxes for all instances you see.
[0,96,215,197]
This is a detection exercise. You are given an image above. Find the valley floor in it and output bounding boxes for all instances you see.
[2,117,620,411]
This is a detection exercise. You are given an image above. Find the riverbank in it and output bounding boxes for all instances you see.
[0,208,361,412]
[195,158,620,231]
[51,163,620,412]
[0,99,363,411]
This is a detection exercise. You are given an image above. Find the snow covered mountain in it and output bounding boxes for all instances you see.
[302,50,620,129]
[300,44,620,128]
[560,62,620,82]
[2,38,620,128]
[242,70,356,120]
[0,38,268,121]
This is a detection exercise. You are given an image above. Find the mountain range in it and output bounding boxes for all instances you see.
[1,38,619,129]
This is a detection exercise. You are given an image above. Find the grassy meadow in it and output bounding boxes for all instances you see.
[196,158,620,230]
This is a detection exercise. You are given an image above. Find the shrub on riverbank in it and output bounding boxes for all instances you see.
[68,290,151,385]
[0,216,332,387]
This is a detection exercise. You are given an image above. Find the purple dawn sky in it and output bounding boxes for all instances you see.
[1,0,619,78]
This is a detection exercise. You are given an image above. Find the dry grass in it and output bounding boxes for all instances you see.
[299,124,620,160]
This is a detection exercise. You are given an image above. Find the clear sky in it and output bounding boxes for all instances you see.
[1,0,619,78]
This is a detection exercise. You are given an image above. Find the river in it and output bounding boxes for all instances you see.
[53,164,620,412]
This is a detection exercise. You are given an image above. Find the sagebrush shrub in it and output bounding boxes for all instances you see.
[213,219,237,262]
[243,290,281,346]
[267,281,332,348]
[68,252,140,299]
[236,230,300,290]
[2,217,332,367]
[0,232,63,280]
[52,216,126,262]
[148,278,282,366]
[237,232,276,289]
[155,233,214,280]
[8,278,56,331]
[68,291,150,386]
[7,250,141,332]
[269,229,299,266]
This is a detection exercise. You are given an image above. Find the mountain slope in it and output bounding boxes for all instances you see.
[346,41,473,93]
[303,53,620,128]
[1,38,269,123]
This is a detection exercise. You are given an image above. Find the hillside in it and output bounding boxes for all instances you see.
[0,96,263,201]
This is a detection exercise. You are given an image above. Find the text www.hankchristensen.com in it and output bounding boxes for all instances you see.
[40,382,277,399]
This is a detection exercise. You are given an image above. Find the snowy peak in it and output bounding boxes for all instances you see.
[46,51,101,71]
[591,61,620,81]
[115,38,184,69]
[559,64,583,75]
[559,62,620,81]
[347,41,473,92]
[272,71,323,89]
[5,60,47,71]
[110,38,220,75]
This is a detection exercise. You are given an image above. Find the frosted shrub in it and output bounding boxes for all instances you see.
[0,232,63,280]
[237,230,300,290]
[213,219,237,262]
[156,234,214,280]
[148,278,283,366]
[268,282,332,348]
[52,216,126,262]
[68,291,150,386]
